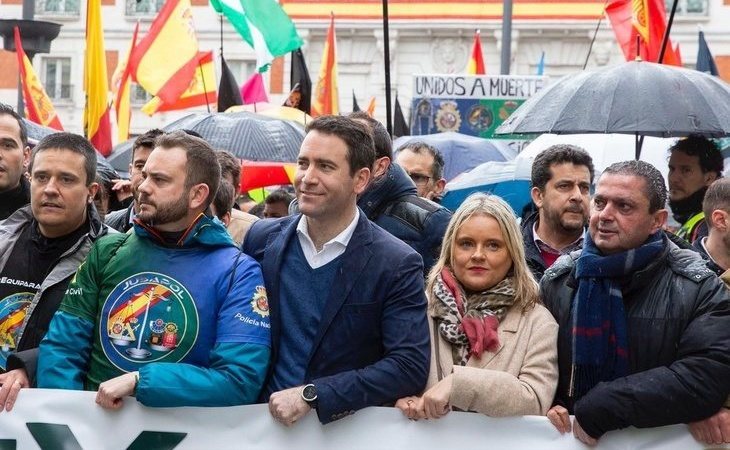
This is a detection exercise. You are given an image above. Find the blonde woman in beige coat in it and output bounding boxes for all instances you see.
[396,193,558,420]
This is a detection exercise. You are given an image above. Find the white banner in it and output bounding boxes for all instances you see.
[412,75,547,100]
[0,389,724,450]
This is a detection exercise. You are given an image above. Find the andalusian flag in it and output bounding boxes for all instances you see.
[112,22,139,144]
[13,27,63,131]
[128,0,200,105]
[141,51,217,115]
[467,30,486,75]
[211,0,302,72]
[311,14,338,117]
[84,0,112,155]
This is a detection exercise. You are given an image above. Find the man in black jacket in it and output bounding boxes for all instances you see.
[0,133,112,411]
[0,103,30,220]
[522,145,593,282]
[542,160,730,446]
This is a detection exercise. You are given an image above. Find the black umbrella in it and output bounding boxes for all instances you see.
[496,60,730,158]
[22,118,58,145]
[107,112,305,174]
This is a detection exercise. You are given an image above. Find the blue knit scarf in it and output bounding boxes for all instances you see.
[571,231,665,400]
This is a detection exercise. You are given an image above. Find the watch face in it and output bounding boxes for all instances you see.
[302,384,317,401]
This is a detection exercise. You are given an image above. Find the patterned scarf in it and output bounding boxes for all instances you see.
[431,267,516,366]
[571,231,665,400]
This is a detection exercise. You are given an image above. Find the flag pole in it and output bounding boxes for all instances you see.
[658,0,679,63]
[583,0,609,70]
[199,60,211,113]
[381,0,393,135]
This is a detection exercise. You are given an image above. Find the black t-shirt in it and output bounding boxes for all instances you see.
[0,177,31,221]
[0,219,89,368]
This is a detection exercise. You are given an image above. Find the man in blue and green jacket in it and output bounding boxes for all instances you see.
[37,131,271,409]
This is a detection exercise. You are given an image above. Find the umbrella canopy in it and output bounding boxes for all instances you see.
[22,119,59,146]
[496,60,730,139]
[107,112,304,175]
[518,133,677,184]
[393,132,516,181]
[441,159,533,215]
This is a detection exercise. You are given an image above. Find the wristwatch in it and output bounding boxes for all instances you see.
[301,383,318,409]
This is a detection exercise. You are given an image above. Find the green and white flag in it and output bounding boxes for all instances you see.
[211,0,303,72]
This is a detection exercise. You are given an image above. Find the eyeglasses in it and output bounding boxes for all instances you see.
[406,172,432,186]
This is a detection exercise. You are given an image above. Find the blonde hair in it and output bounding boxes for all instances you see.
[426,193,540,311]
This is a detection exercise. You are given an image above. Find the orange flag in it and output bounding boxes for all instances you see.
[311,14,339,117]
[112,22,139,144]
[140,51,216,115]
[13,27,63,131]
[84,0,113,155]
[466,30,486,75]
[605,0,682,65]
[128,0,200,105]
[366,97,376,117]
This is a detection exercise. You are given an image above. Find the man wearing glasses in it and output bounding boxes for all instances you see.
[395,142,447,202]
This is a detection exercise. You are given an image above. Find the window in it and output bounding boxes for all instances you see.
[665,0,708,15]
[226,59,257,84]
[131,83,153,105]
[43,57,72,101]
[36,0,80,16]
[126,0,165,16]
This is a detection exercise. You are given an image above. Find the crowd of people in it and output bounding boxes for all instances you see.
[0,100,729,446]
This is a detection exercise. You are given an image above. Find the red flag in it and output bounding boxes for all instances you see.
[605,0,682,65]
[466,30,486,75]
[240,73,269,105]
[13,27,63,131]
[311,14,339,116]
[85,0,112,155]
[112,22,139,143]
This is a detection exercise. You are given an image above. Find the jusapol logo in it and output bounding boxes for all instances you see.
[99,272,199,372]
[0,292,34,369]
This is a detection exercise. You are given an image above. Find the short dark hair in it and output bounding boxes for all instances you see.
[155,131,221,209]
[602,160,667,213]
[132,128,163,160]
[212,179,236,220]
[305,116,376,175]
[348,111,393,160]
[216,150,241,188]
[30,132,97,185]
[669,134,723,178]
[531,144,595,191]
[703,178,730,227]
[0,103,28,148]
[265,188,294,206]
[396,141,445,180]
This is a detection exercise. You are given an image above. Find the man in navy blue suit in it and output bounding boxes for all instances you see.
[242,115,430,426]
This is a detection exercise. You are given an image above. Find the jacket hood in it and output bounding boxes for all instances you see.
[359,163,418,217]
[134,213,236,248]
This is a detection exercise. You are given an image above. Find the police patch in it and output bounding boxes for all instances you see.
[250,286,269,318]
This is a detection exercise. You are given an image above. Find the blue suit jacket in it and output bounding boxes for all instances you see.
[242,210,430,423]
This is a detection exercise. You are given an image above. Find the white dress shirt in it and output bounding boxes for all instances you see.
[296,209,360,269]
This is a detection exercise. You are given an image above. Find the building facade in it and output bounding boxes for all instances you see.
[0,0,728,142]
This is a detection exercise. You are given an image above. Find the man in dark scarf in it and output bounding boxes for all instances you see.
[668,135,723,243]
[541,160,730,446]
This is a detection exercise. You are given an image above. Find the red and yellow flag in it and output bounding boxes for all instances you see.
[13,27,63,131]
[311,14,339,116]
[140,51,217,115]
[466,30,486,75]
[606,0,682,65]
[128,0,200,105]
[112,22,139,144]
[84,0,112,155]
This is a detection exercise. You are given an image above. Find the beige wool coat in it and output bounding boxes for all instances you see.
[427,301,559,416]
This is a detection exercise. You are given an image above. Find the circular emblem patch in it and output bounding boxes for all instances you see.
[0,292,33,368]
[99,272,199,372]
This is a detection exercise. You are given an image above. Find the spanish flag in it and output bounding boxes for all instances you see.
[311,14,339,117]
[128,0,200,105]
[112,22,139,144]
[84,0,112,155]
[140,51,217,115]
[13,27,63,131]
[466,30,486,75]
